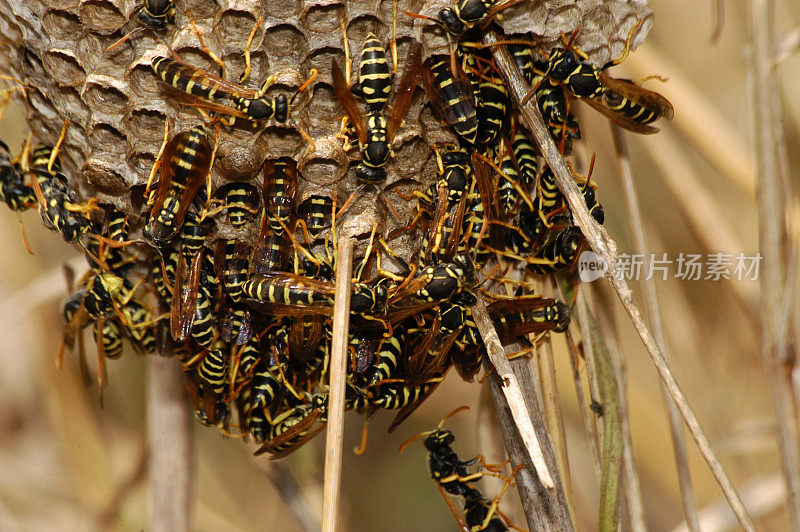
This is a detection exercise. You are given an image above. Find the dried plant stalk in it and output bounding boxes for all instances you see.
[483,29,756,531]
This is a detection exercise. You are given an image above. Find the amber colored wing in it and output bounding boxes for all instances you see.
[332,57,368,145]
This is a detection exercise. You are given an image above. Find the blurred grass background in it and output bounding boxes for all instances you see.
[0,0,796,530]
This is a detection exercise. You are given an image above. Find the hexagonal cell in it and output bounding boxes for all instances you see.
[128,59,161,97]
[303,3,344,34]
[0,11,24,46]
[19,46,50,88]
[77,31,134,74]
[83,156,129,195]
[49,85,91,128]
[214,9,258,43]
[42,48,86,87]
[346,14,384,50]
[172,45,225,79]
[263,0,301,18]
[77,0,127,34]
[82,75,129,115]
[213,139,267,183]
[262,24,308,67]
[127,151,157,183]
[88,122,127,154]
[124,107,168,146]
[179,0,218,20]
[307,84,340,137]
[221,50,269,89]
[42,9,83,37]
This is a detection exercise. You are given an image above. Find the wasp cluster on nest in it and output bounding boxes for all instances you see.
[0,0,669,474]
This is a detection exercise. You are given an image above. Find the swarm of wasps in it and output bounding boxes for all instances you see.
[1,0,672,529]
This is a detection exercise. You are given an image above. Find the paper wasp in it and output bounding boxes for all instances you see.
[250,159,298,275]
[540,25,674,134]
[144,125,213,245]
[0,139,35,211]
[151,55,289,123]
[400,408,522,532]
[332,36,422,182]
[422,56,478,145]
[211,182,260,231]
[406,0,526,37]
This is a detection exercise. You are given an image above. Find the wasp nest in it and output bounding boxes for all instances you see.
[0,0,651,247]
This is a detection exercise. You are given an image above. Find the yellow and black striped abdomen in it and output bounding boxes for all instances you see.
[151,56,227,103]
[358,33,392,110]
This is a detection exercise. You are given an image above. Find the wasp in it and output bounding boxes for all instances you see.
[243,272,386,316]
[542,27,674,134]
[211,182,259,231]
[151,55,289,122]
[254,403,326,458]
[332,38,422,182]
[144,125,213,245]
[250,160,297,275]
[527,225,582,275]
[297,194,333,243]
[457,31,510,147]
[407,0,525,37]
[106,0,175,51]
[400,410,520,532]
[138,0,175,30]
[28,150,92,243]
[215,239,250,303]
[0,139,35,211]
[422,56,478,145]
[389,253,475,307]
[488,295,571,341]
[198,339,227,395]
[423,144,472,265]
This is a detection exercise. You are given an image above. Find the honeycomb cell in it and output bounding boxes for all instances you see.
[128,62,160,97]
[307,84,340,137]
[346,14,384,50]
[213,140,267,184]
[263,0,301,19]
[297,135,348,186]
[49,85,91,128]
[221,50,269,90]
[77,31,134,73]
[124,107,168,146]
[42,9,83,37]
[77,0,127,34]
[20,46,51,88]
[215,9,258,43]
[127,151,156,182]
[180,0,218,19]
[82,75,129,115]
[262,24,308,66]
[303,3,344,34]
[89,122,127,154]
[42,48,86,87]
[83,156,128,195]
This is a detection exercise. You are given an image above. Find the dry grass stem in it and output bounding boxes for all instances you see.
[639,130,757,310]
[321,237,353,532]
[146,355,193,532]
[672,473,787,532]
[481,334,574,531]
[564,326,602,474]
[483,30,756,531]
[259,462,321,532]
[748,0,800,528]
[612,125,700,531]
[473,298,554,489]
[535,329,576,518]
[594,305,646,532]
